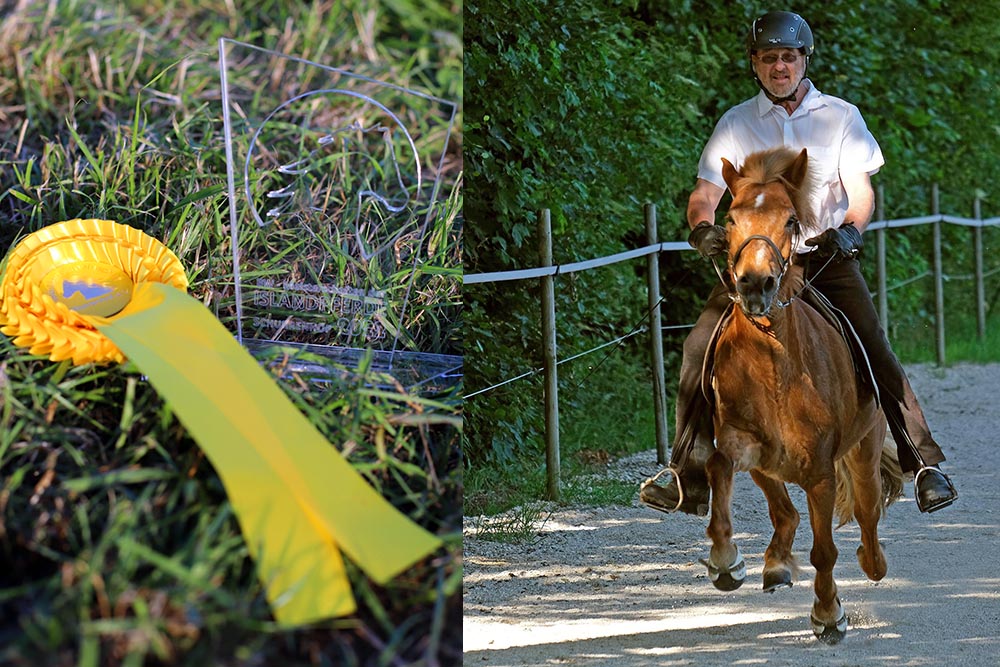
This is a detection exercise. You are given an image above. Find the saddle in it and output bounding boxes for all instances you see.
[700,285,879,409]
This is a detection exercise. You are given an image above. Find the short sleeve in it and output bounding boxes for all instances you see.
[840,105,884,176]
[696,115,736,189]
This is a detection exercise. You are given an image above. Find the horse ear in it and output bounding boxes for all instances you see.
[721,157,740,193]
[787,148,809,189]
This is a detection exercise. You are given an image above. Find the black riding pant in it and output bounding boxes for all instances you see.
[672,253,945,476]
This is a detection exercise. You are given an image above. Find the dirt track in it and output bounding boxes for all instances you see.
[463,363,1000,666]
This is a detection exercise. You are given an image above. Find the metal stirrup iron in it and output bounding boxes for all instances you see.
[640,464,685,513]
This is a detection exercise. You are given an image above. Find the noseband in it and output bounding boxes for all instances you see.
[730,233,792,281]
[725,219,800,316]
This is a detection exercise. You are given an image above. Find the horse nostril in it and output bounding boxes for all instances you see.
[738,273,770,291]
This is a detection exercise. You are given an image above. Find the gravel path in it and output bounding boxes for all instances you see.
[464,363,1000,666]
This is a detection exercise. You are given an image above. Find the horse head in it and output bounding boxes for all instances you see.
[721,147,811,318]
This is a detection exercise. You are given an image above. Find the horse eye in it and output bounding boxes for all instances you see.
[785,215,799,229]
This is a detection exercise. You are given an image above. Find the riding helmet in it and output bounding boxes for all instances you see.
[747,11,814,57]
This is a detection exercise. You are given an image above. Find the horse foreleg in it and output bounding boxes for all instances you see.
[703,450,746,591]
[750,470,800,592]
[805,475,847,644]
[845,431,888,582]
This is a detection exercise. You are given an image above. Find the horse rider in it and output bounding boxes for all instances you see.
[641,10,957,516]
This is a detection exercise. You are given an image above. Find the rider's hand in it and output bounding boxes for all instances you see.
[688,221,728,258]
[804,222,864,258]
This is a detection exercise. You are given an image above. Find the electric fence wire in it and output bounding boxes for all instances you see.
[467,262,701,399]
[464,327,652,400]
[870,264,1000,297]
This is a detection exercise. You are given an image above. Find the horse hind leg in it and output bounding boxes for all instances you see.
[750,470,800,592]
[702,450,746,591]
[805,474,847,644]
[842,425,896,582]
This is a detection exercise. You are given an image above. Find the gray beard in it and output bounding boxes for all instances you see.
[765,82,799,104]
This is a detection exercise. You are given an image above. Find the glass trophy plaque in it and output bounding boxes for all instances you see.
[218,39,461,392]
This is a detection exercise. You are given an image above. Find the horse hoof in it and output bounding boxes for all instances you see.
[811,610,848,645]
[700,545,746,592]
[713,570,745,592]
[762,569,793,593]
[857,543,887,582]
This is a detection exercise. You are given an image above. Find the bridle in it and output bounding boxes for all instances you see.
[711,214,840,326]
[713,215,799,314]
[732,230,796,293]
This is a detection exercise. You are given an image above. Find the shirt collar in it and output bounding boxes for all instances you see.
[755,79,823,117]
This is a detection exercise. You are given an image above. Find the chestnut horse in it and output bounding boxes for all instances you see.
[703,146,902,644]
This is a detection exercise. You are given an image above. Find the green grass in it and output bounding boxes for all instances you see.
[893,309,1000,365]
[464,451,641,520]
[464,348,655,518]
[465,503,550,544]
[1,2,461,665]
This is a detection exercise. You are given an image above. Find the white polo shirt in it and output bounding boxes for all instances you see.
[697,79,884,233]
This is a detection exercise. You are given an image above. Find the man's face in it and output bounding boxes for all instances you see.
[752,48,806,99]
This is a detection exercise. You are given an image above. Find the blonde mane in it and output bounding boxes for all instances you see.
[733,147,820,234]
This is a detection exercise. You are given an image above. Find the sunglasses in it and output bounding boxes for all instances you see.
[755,53,801,65]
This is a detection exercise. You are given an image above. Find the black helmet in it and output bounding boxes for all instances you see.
[747,11,814,57]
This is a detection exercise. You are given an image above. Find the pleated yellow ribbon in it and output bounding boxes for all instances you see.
[0,219,442,626]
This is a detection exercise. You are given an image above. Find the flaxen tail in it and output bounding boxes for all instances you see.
[834,438,904,528]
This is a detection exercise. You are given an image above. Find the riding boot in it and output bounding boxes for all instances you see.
[640,399,713,516]
[882,406,957,512]
[913,465,958,513]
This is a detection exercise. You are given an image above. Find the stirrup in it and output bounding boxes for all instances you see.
[914,464,952,486]
[639,465,684,513]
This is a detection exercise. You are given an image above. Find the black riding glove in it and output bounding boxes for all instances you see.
[804,222,864,258]
[688,221,728,258]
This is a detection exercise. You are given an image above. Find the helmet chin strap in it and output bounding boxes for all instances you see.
[763,83,800,104]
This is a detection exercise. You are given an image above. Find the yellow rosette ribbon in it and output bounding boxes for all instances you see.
[0,219,442,626]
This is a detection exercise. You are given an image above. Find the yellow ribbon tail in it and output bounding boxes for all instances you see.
[96,282,442,626]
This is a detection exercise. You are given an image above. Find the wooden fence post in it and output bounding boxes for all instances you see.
[644,204,669,465]
[932,184,945,365]
[974,196,985,340]
[539,209,561,501]
[876,185,888,328]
